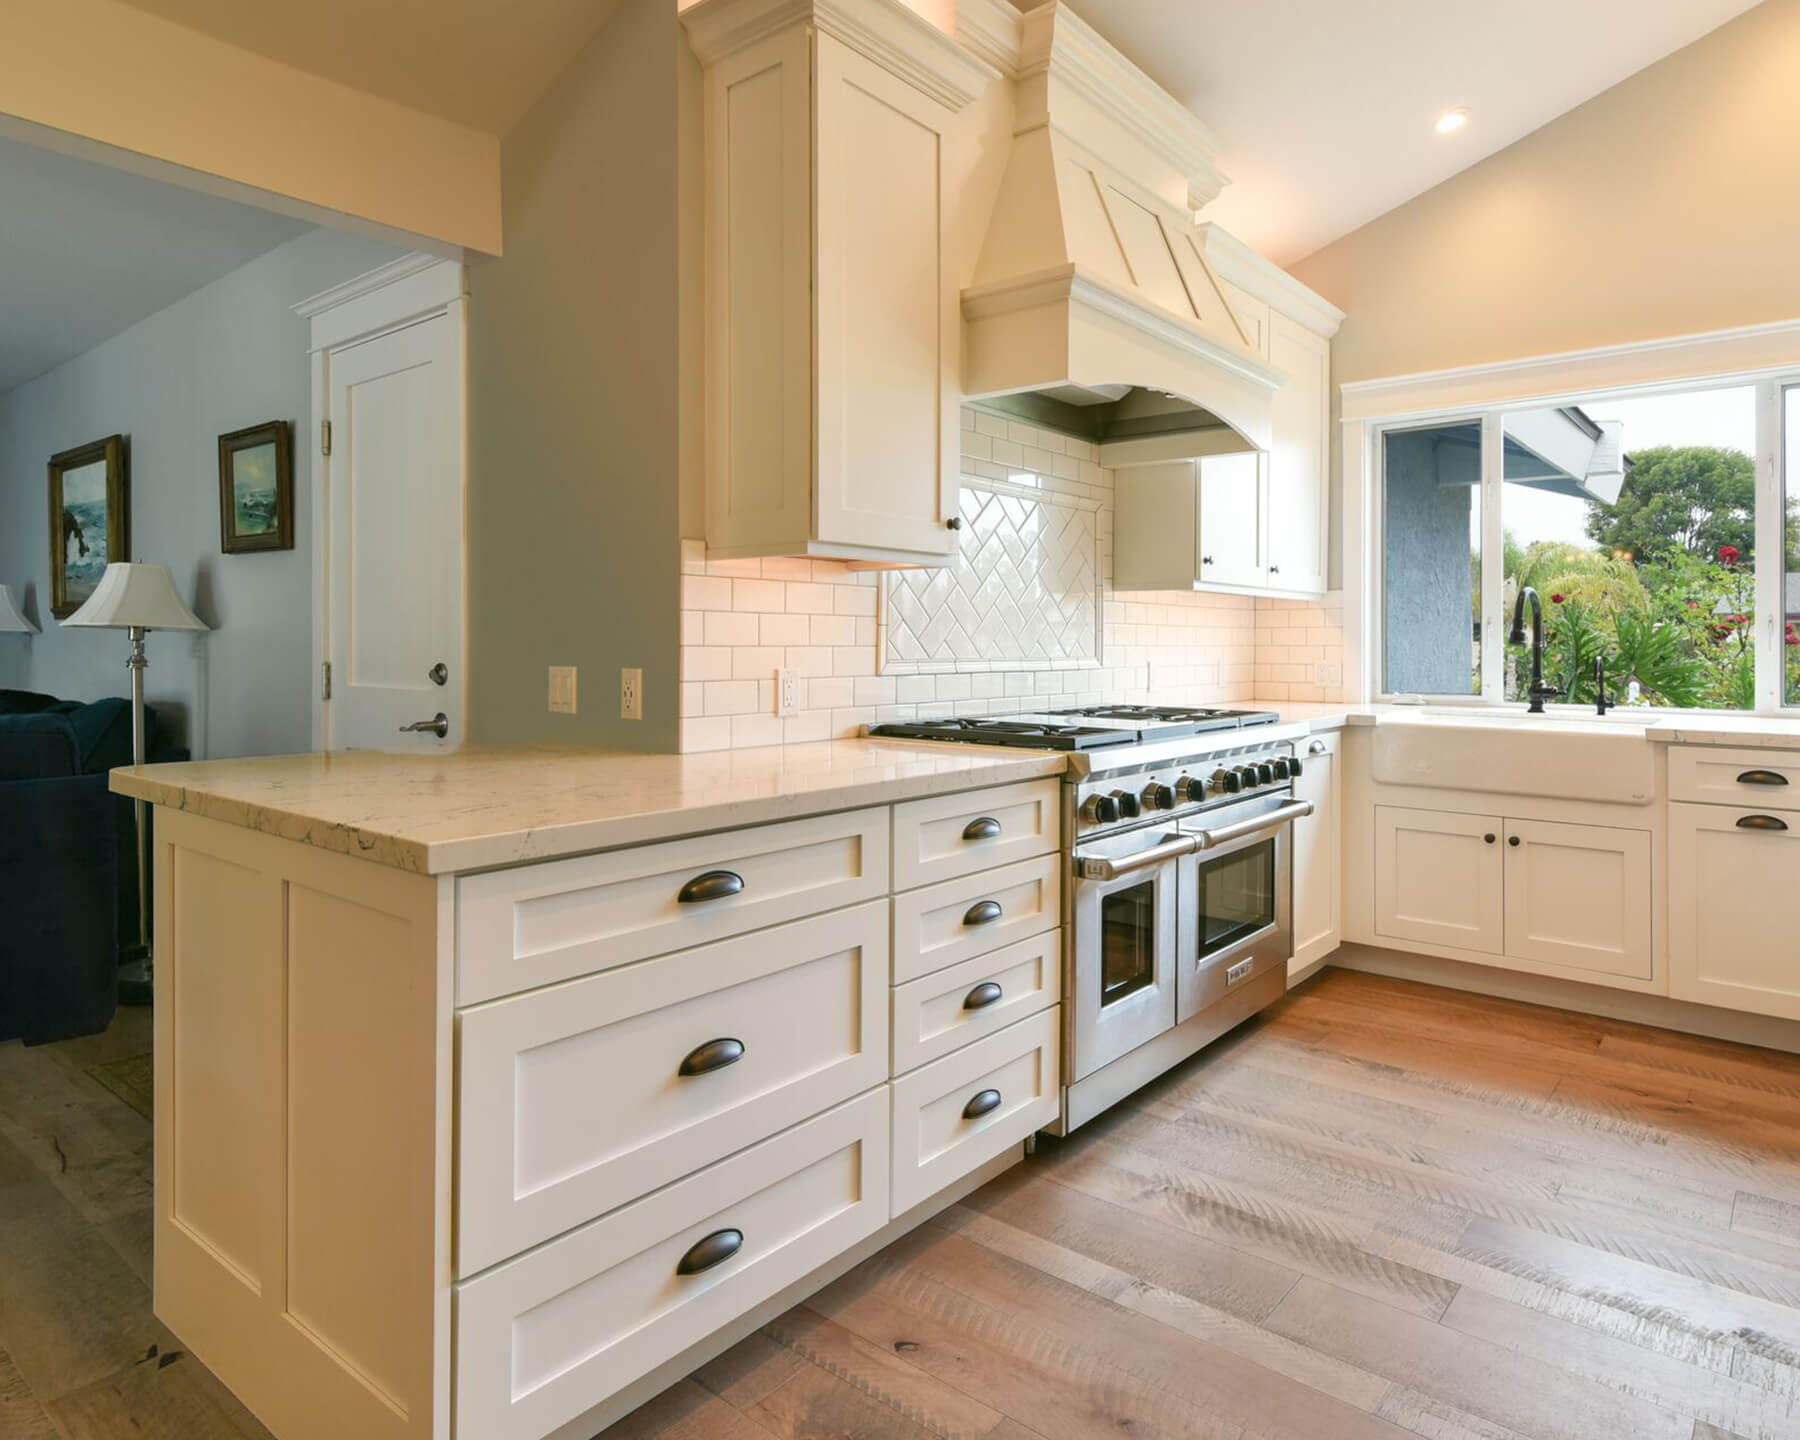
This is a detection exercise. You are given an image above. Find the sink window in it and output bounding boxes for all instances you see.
[1379,383,1783,712]
[1786,386,1800,708]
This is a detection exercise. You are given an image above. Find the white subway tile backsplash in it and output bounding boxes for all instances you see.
[677,407,1348,749]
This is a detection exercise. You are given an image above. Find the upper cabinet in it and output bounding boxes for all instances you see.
[1112,226,1343,598]
[683,0,995,565]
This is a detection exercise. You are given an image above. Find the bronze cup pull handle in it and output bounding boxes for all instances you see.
[678,1038,745,1077]
[963,900,1003,927]
[962,816,1003,841]
[676,1228,743,1276]
[1737,769,1790,787]
[1736,814,1789,832]
[962,1088,1003,1120]
[963,982,1004,1010]
[678,870,744,904]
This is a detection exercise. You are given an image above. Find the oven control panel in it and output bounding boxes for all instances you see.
[1072,743,1298,835]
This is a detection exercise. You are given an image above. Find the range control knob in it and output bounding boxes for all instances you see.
[1111,789,1141,819]
[1256,761,1276,785]
[1079,793,1120,825]
[1176,774,1207,803]
[1141,782,1175,811]
[1234,765,1260,789]
[1272,757,1292,780]
[1288,756,1304,777]
[1215,767,1243,794]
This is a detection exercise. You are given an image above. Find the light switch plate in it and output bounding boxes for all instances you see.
[548,666,577,715]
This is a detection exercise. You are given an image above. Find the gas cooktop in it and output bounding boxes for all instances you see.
[868,706,1279,750]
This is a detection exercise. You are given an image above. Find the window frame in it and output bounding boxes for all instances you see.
[1354,367,1800,715]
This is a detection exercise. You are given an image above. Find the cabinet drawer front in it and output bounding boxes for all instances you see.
[1669,747,1800,810]
[891,929,1061,1076]
[456,808,888,1004]
[890,1008,1059,1215]
[891,779,1061,891]
[455,1090,888,1440]
[457,902,889,1275]
[892,854,1061,984]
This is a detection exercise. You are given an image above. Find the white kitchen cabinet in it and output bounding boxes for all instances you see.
[1669,801,1800,1019]
[1291,733,1340,973]
[1111,235,1340,599]
[1373,805,1504,955]
[684,0,992,565]
[1502,819,1651,981]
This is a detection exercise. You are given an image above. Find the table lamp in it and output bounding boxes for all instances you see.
[0,585,38,637]
[63,563,210,1000]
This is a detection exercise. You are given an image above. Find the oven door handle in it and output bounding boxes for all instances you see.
[1073,833,1199,881]
[1190,799,1314,851]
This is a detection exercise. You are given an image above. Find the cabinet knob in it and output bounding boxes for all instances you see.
[1483,833,1496,844]
[946,516,964,531]
[1269,566,1280,576]
[1508,835,1521,847]
[1201,555,1215,566]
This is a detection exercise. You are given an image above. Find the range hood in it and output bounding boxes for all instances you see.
[960,2,1281,459]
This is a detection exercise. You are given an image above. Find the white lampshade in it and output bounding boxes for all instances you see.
[0,585,38,633]
[62,563,210,632]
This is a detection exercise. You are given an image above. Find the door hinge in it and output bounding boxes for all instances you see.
[322,661,332,701]
[321,419,332,456]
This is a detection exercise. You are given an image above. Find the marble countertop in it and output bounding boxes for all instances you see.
[1635,714,1800,749]
[111,740,1067,875]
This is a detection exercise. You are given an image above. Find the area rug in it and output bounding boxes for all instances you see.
[87,1052,154,1120]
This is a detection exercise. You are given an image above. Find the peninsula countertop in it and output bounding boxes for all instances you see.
[110,740,1068,875]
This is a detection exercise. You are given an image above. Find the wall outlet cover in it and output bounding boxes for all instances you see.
[620,667,643,721]
[1315,660,1343,687]
[548,666,577,715]
[776,667,801,718]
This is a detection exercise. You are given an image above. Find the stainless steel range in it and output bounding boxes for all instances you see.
[870,705,1312,1132]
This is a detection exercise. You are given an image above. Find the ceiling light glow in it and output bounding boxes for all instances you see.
[1435,107,1470,135]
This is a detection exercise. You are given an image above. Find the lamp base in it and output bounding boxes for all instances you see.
[118,951,153,1007]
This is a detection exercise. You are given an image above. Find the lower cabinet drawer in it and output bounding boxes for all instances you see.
[890,1007,1060,1215]
[892,853,1061,984]
[891,929,1060,1075]
[457,902,889,1276]
[454,1089,889,1440]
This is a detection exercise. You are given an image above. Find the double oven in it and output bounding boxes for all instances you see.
[1059,736,1310,1131]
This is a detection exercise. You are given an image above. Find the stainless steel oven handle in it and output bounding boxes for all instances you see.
[1073,833,1199,881]
[1190,799,1314,850]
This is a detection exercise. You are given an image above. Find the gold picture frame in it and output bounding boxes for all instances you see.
[48,435,129,619]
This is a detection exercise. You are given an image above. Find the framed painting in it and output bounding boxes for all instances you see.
[218,420,293,554]
[48,435,129,619]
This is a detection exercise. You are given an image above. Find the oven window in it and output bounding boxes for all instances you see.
[1196,840,1275,959]
[1100,880,1157,1006]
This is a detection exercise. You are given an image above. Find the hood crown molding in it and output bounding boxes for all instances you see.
[954,0,1023,77]
[682,0,997,110]
[1017,1,1226,213]
[1196,223,1344,339]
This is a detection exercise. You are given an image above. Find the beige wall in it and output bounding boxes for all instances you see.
[467,0,682,750]
[1291,0,1800,385]
[0,0,500,256]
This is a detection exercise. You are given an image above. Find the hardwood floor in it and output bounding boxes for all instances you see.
[7,970,1800,1438]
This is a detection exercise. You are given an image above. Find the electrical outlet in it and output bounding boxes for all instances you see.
[775,667,801,718]
[620,667,643,721]
[548,666,577,715]
[1315,660,1343,688]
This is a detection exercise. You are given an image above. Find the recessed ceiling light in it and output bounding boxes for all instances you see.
[1435,107,1470,135]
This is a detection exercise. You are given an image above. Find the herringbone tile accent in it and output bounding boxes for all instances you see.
[883,483,1101,670]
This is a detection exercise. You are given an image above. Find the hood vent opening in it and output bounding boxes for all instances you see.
[960,2,1283,457]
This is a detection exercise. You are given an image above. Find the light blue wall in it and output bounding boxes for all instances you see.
[0,227,408,757]
[1383,425,1478,695]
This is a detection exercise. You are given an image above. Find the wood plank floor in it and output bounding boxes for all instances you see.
[7,971,1800,1439]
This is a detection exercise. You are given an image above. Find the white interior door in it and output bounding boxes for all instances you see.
[323,313,465,751]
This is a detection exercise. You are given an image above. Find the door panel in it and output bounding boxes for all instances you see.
[1291,736,1339,969]
[1670,802,1800,1019]
[325,314,463,751]
[1502,820,1651,979]
[1373,805,1504,955]
[1197,451,1264,588]
[1265,312,1329,594]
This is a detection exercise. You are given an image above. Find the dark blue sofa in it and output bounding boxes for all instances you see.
[0,690,184,1042]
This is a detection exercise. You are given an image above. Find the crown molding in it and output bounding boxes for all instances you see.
[954,0,1023,77]
[1018,2,1226,212]
[292,252,455,320]
[682,0,997,110]
[1195,223,1344,338]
